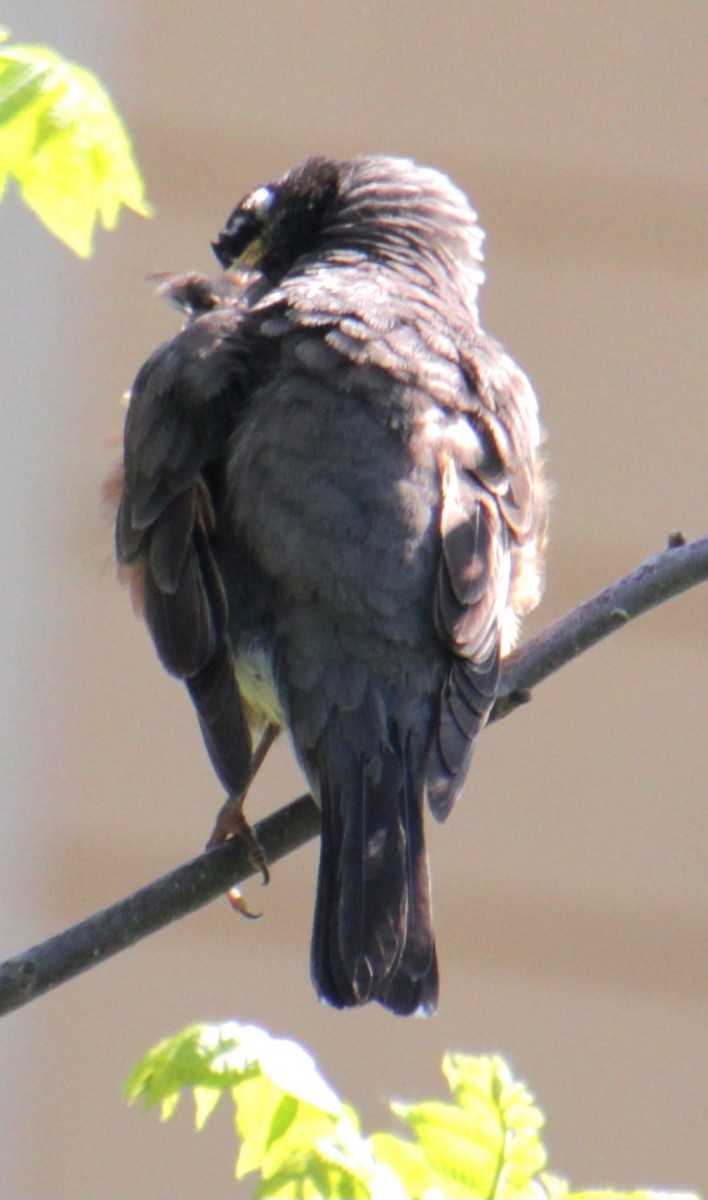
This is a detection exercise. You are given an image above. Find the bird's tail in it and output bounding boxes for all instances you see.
[310,719,438,1016]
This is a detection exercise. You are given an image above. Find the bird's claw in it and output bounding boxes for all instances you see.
[225,885,263,919]
[207,793,270,885]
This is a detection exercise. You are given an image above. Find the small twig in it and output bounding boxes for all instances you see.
[0,535,706,1019]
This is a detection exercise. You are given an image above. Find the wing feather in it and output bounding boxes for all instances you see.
[428,344,543,821]
[114,299,257,797]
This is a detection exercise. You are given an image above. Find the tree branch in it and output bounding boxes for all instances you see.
[490,531,707,718]
[1,534,706,1018]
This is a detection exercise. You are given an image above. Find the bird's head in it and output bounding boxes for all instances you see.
[211,156,341,278]
[211,155,485,303]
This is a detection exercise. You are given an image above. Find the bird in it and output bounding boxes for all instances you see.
[113,155,546,1016]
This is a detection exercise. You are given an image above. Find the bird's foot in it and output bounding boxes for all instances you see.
[207,793,270,886]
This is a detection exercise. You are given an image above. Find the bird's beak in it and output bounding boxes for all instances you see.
[235,237,265,268]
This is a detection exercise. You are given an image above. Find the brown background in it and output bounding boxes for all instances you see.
[0,3,706,1196]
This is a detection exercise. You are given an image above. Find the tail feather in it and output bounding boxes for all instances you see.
[310,719,438,1016]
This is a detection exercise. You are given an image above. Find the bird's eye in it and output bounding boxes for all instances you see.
[244,186,275,219]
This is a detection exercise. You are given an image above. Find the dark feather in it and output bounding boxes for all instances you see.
[187,645,252,799]
[310,715,437,1016]
[115,283,259,800]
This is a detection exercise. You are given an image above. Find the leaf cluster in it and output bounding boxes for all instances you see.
[0,29,149,255]
[126,1022,697,1200]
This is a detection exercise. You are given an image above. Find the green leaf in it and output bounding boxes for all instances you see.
[392,1098,503,1198]
[125,1022,260,1118]
[380,1053,549,1198]
[193,1085,222,1131]
[127,1022,395,1198]
[369,1130,434,1197]
[0,36,150,255]
[563,1193,700,1200]
[446,1053,547,1197]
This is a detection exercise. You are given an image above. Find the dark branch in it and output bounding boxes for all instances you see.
[491,531,708,718]
[0,795,320,1018]
[1,534,706,1018]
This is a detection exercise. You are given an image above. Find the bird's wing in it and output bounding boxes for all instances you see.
[115,307,255,797]
[427,340,542,820]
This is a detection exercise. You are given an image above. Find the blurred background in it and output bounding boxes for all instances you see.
[0,3,706,1196]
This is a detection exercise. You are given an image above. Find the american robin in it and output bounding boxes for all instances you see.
[114,155,546,1014]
